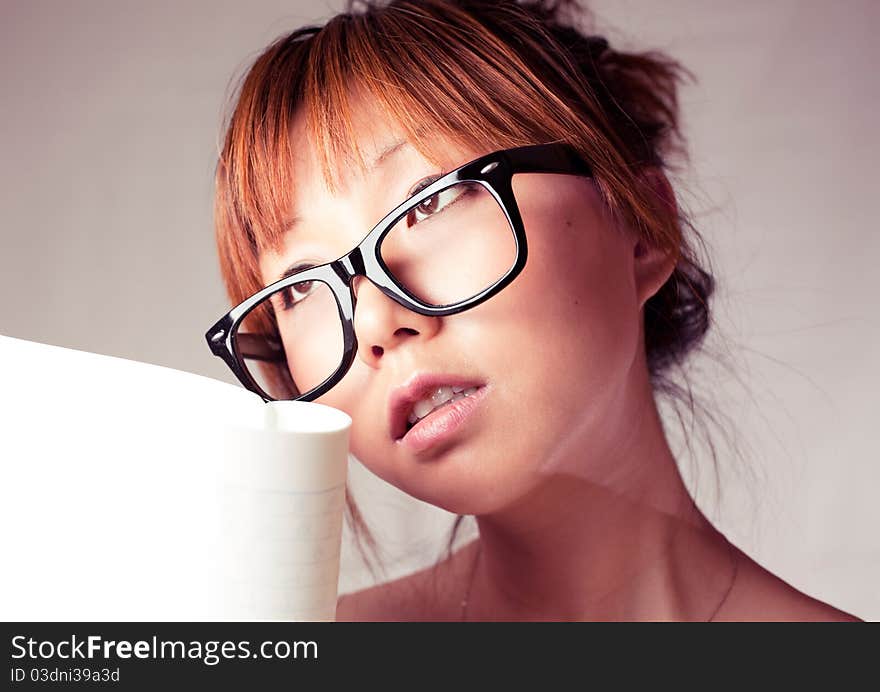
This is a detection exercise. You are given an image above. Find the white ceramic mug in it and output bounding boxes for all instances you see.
[219,401,352,621]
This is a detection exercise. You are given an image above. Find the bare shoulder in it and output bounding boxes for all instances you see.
[713,545,864,622]
[335,572,423,622]
[335,585,390,622]
[336,541,478,622]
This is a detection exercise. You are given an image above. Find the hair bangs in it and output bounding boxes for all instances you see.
[300,3,576,200]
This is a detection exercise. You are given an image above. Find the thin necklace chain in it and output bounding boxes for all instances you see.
[459,542,482,622]
[460,538,739,622]
[705,537,739,622]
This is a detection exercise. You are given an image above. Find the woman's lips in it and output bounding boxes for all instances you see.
[388,373,486,440]
[395,385,489,454]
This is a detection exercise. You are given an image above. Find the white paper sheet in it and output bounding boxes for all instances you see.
[0,334,351,621]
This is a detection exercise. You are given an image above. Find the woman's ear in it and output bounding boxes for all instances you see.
[633,168,678,308]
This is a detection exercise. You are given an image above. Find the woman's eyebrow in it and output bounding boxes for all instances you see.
[370,138,410,171]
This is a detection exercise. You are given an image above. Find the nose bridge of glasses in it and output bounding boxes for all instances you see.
[334,246,383,303]
[334,246,366,284]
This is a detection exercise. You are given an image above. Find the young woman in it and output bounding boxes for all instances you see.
[205,0,862,621]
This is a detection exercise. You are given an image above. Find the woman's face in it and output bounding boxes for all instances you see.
[258,102,650,515]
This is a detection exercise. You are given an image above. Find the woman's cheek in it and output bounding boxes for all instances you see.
[313,382,384,469]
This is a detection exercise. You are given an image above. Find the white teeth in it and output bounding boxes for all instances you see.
[407,385,480,427]
[412,397,438,421]
[431,386,455,406]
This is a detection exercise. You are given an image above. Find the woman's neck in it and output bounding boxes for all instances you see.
[468,362,733,621]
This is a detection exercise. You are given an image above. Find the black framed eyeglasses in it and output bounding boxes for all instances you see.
[205,142,593,402]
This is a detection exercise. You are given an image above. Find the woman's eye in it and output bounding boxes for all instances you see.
[407,174,441,199]
[281,280,315,310]
[275,264,318,312]
[406,185,464,227]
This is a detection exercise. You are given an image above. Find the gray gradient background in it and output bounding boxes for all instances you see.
[1,0,877,618]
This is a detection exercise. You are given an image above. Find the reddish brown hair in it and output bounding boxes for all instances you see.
[213,0,714,576]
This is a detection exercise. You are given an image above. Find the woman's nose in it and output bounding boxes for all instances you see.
[350,275,441,367]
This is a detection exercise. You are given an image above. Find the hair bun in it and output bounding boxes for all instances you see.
[585,35,609,57]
